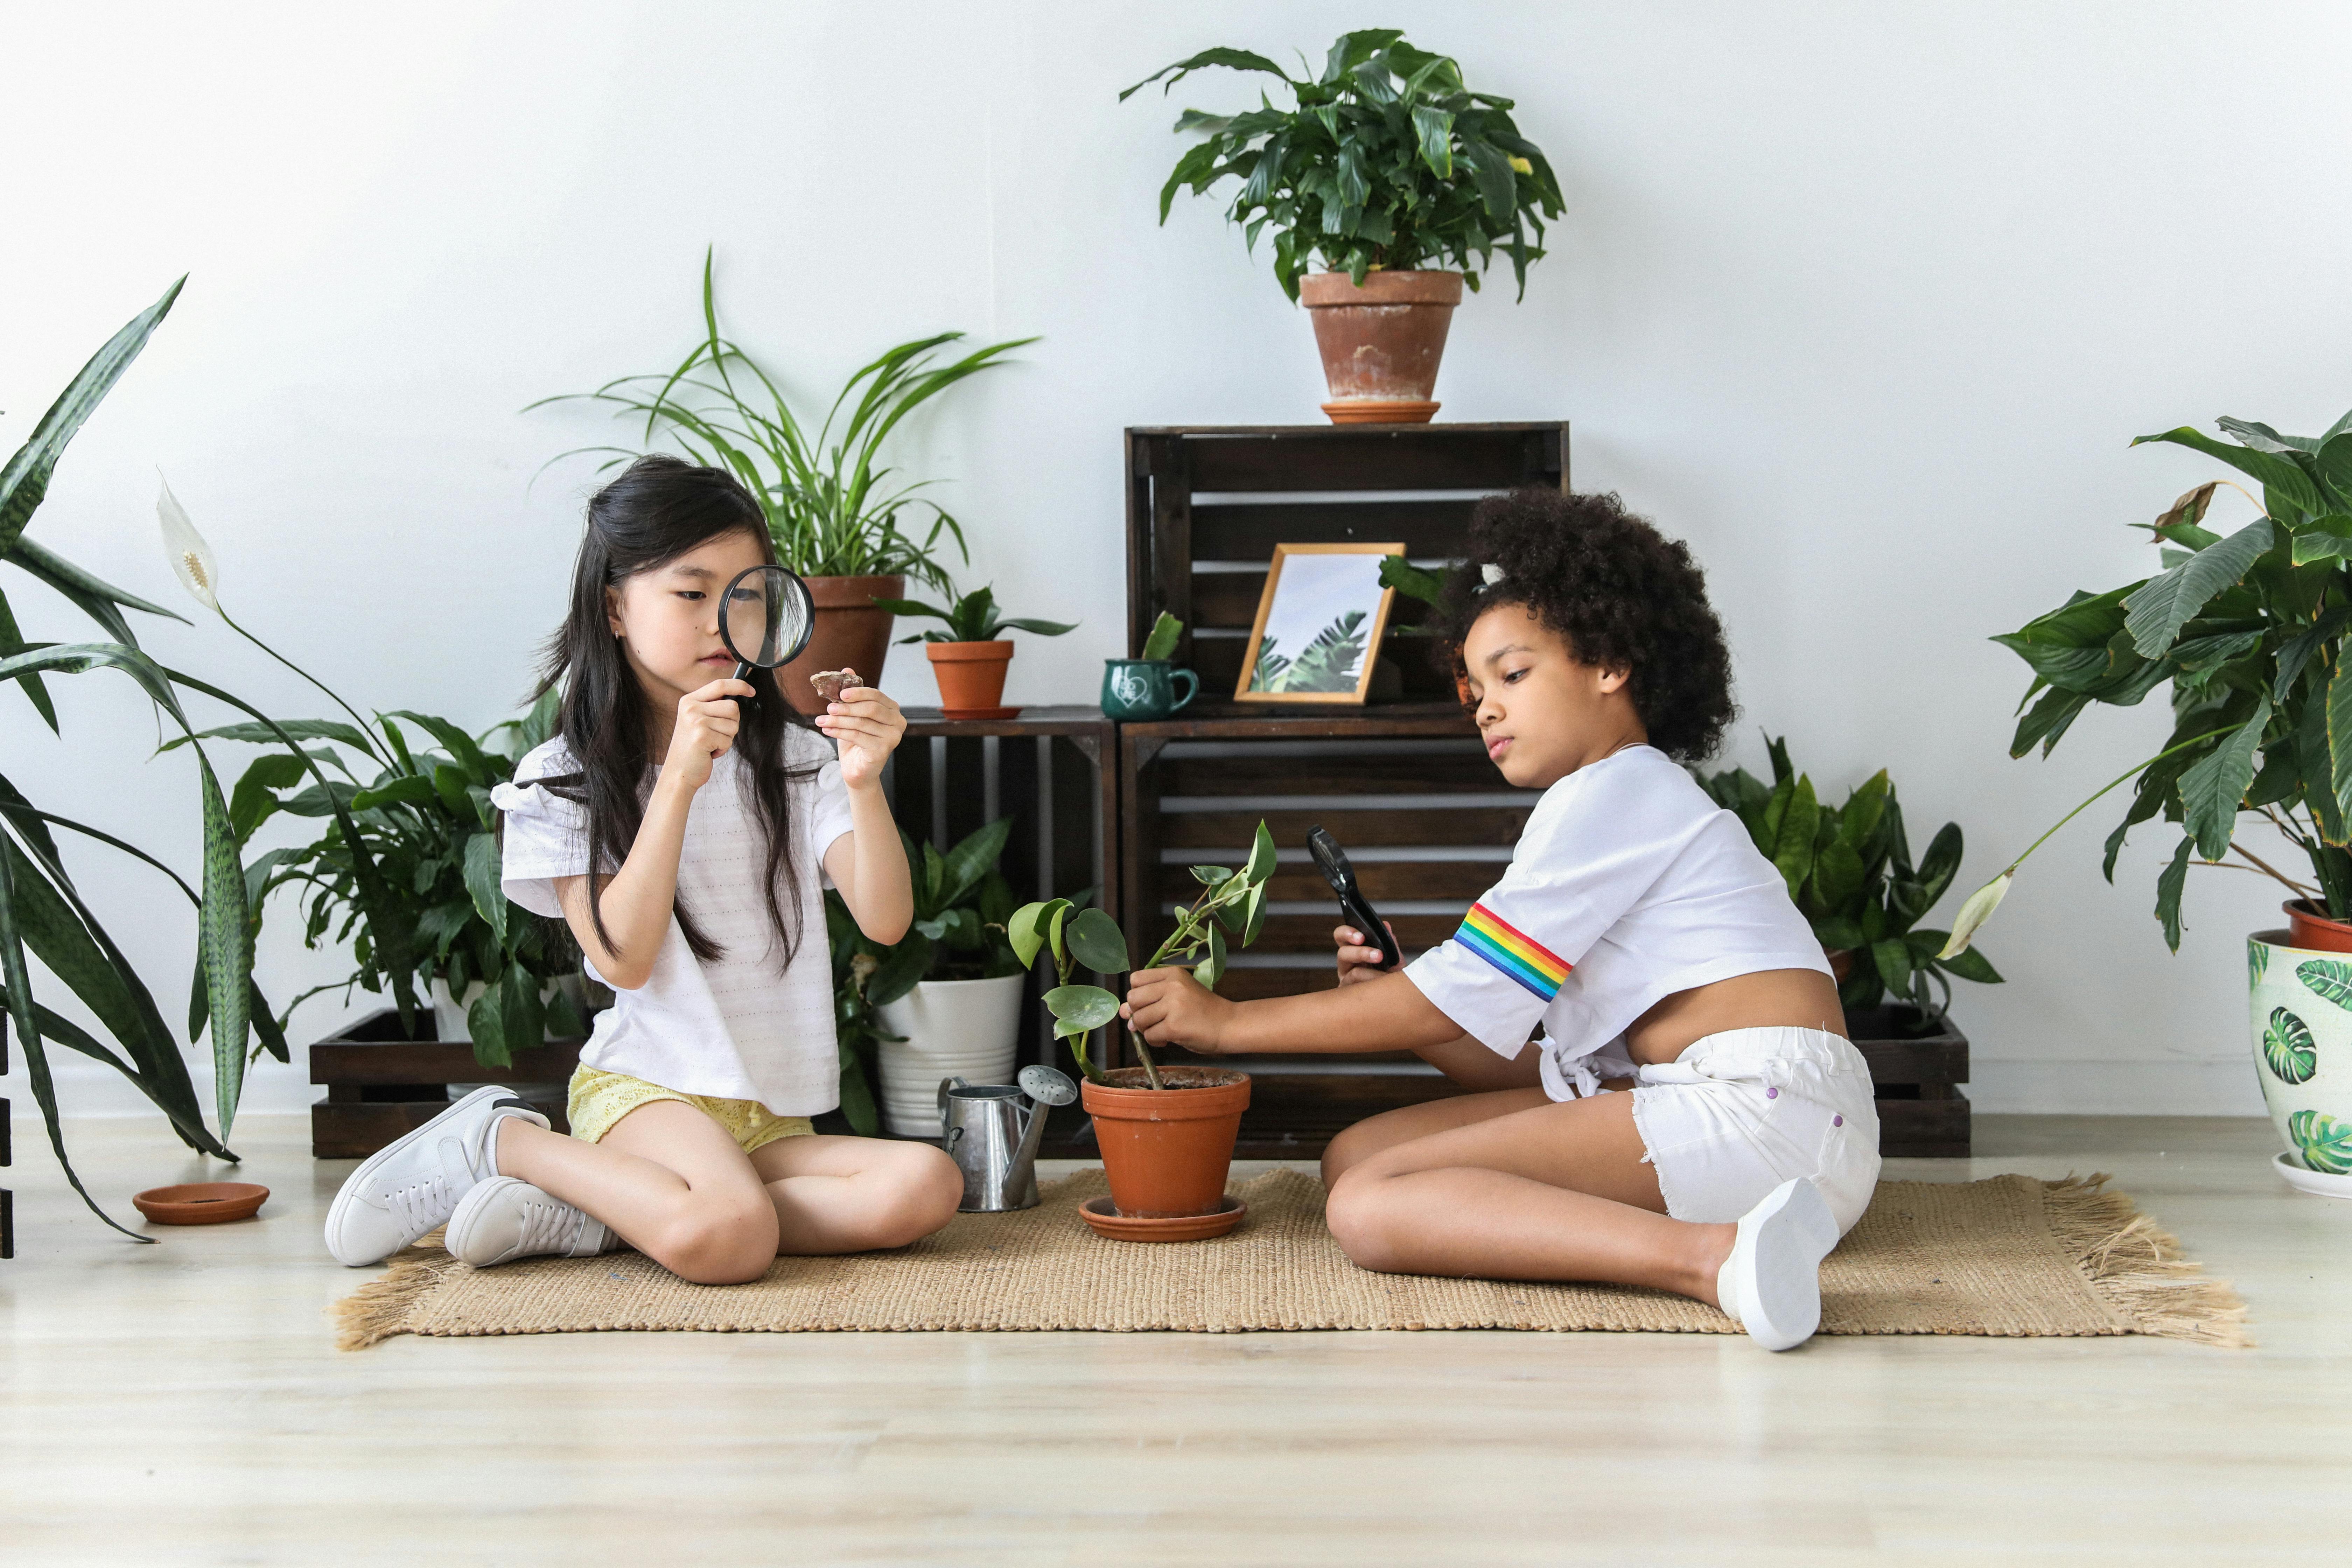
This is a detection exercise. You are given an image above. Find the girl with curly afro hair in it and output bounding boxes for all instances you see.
[1121,489,1881,1351]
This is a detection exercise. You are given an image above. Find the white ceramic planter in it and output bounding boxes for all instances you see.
[2247,929,2352,1189]
[875,974,1026,1138]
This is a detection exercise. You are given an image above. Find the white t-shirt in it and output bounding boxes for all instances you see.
[1405,744,1830,1101]
[490,727,858,1115]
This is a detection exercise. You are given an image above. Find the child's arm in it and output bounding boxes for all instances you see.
[817,685,914,945]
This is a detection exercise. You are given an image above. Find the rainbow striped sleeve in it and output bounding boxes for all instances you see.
[1453,903,1573,1000]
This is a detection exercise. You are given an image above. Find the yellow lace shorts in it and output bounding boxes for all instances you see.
[566,1065,816,1154]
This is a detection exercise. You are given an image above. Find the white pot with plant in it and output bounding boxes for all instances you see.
[1125,30,1563,424]
[1944,407,2352,1194]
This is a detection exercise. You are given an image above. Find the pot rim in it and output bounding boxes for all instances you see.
[1298,268,1465,307]
[922,639,1015,662]
[880,972,1029,994]
[2284,897,2352,929]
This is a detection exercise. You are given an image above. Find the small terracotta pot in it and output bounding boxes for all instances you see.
[925,640,1016,720]
[1082,1065,1251,1219]
[777,575,903,715]
[1826,947,1856,983]
[2284,899,2352,953]
[1298,269,1464,424]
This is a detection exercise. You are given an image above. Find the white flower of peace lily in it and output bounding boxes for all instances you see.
[156,475,221,614]
[1938,871,2012,960]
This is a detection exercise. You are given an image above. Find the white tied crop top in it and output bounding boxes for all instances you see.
[1403,744,1832,1101]
[490,729,856,1115]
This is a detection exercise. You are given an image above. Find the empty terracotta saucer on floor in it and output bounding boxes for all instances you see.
[1078,1194,1245,1242]
[132,1182,269,1225]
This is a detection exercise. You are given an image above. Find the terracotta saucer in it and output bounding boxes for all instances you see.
[1321,398,1440,425]
[939,706,1022,721]
[132,1182,269,1225]
[1078,1194,1246,1242]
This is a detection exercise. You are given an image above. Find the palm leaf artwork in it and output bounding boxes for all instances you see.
[2262,1007,2318,1086]
[1280,610,1371,694]
[1249,640,1292,693]
[2295,958,2352,1012]
[2289,1108,2352,1175]
[2248,938,2270,986]
[531,250,1033,593]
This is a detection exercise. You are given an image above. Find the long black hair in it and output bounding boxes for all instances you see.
[528,454,819,970]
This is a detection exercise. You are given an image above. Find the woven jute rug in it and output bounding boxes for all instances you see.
[335,1168,2247,1350]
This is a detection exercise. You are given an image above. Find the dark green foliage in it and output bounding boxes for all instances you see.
[872,582,1076,644]
[1125,29,1565,301]
[1696,740,2001,1016]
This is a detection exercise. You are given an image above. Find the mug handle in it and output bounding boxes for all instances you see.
[1168,668,1199,713]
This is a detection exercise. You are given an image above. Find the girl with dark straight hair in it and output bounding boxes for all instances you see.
[325,455,960,1282]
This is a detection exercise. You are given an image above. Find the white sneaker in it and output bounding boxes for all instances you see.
[444,1176,615,1267]
[1715,1177,1839,1351]
[323,1085,548,1266]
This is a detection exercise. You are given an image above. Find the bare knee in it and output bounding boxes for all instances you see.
[1320,1119,1387,1188]
[859,1143,962,1248]
[1322,1164,1409,1274]
[652,1199,779,1285]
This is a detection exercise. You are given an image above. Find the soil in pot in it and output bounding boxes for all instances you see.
[778,575,902,714]
[925,640,1017,721]
[1298,269,1463,424]
[1081,1065,1250,1219]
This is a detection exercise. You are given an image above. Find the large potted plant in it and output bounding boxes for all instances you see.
[872,581,1076,720]
[1126,30,1563,424]
[1010,823,1276,1225]
[533,250,1034,710]
[1940,408,2352,1189]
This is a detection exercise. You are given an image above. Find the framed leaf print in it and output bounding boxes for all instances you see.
[1233,542,1403,704]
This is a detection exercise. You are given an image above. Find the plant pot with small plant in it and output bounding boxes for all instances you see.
[870,583,1077,721]
[1009,823,1276,1235]
[1941,407,2352,1194]
[1127,31,1563,424]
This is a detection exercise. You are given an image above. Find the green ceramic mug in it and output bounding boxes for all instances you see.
[1101,659,1199,721]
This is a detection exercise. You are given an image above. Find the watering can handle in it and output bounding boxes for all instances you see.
[937,1075,968,1141]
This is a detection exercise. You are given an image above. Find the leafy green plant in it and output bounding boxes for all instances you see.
[1943,408,2352,961]
[1697,737,2001,1014]
[1010,822,1275,1088]
[823,890,889,1138]
[532,250,1034,592]
[872,582,1076,644]
[1124,29,1565,301]
[1139,610,1184,663]
[1378,554,1447,638]
[171,690,589,1069]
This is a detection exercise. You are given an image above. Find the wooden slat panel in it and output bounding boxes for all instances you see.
[1249,914,1459,949]
[310,1040,584,1087]
[1162,807,1530,850]
[1209,968,1337,1001]
[1158,749,1501,797]
[1875,1097,1970,1158]
[1184,429,1552,493]
[1191,500,1482,560]
[1158,861,1497,903]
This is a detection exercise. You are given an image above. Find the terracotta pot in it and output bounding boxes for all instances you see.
[925,640,1017,720]
[777,575,902,715]
[1826,947,1856,983]
[1298,268,1464,425]
[2284,899,2352,953]
[1082,1065,1251,1219]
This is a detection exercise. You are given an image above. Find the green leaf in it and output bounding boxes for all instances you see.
[2155,835,2194,951]
[936,817,1013,911]
[2178,694,2270,861]
[1931,940,2003,984]
[157,718,376,756]
[227,751,307,844]
[1771,776,1819,901]
[1189,864,1236,886]
[2273,607,2352,701]
[1196,921,1229,990]
[385,710,491,784]
[1409,104,1455,177]
[1807,840,1865,917]
[1008,898,1070,969]
[1066,906,1130,973]
[1043,983,1121,1031]
[2329,658,2352,831]
[1870,938,1912,998]
[1244,819,1278,885]
[2262,1006,2317,1085]
[866,932,933,1007]
[349,774,439,812]
[465,985,506,1069]
[194,750,252,1140]
[2294,957,2352,1012]
[2130,426,2323,518]
[462,832,508,943]
[2121,518,2273,658]
[1119,47,1295,102]
[1140,611,1183,662]
[0,584,57,732]
[2289,515,2352,565]
[2289,1108,2352,1175]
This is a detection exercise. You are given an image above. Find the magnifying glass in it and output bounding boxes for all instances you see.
[1308,825,1402,971]
[716,564,816,705]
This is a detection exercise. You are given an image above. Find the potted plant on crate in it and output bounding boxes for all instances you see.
[532,249,1034,711]
[1939,407,2352,1190]
[1126,30,1563,423]
[872,582,1076,720]
[1010,823,1276,1225]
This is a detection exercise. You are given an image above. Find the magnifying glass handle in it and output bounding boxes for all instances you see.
[730,659,757,705]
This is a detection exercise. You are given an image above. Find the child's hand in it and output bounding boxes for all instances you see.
[1335,922,1398,985]
[1121,965,1235,1052]
[663,678,754,790]
[816,684,905,790]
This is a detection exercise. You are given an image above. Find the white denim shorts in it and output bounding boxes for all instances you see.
[1626,1026,1882,1235]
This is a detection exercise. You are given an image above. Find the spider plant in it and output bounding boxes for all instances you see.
[531,249,1034,593]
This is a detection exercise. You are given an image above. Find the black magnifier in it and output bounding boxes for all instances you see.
[1308,825,1401,971]
[716,564,816,705]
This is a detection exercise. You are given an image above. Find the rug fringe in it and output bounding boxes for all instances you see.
[332,1246,458,1351]
[2042,1174,2251,1349]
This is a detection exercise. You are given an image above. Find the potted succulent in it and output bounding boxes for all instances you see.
[871,582,1076,720]
[831,819,1027,1136]
[532,249,1035,711]
[1939,408,2352,1188]
[1126,30,1563,423]
[1010,822,1276,1220]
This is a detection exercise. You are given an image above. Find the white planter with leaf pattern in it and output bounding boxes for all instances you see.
[2248,930,2352,1181]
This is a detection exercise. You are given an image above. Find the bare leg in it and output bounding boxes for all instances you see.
[1323,1092,1737,1307]
[1320,1087,1550,1186]
[749,1134,962,1254]
[496,1104,778,1284]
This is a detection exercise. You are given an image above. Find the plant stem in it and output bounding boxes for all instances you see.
[221,611,384,762]
[2227,841,2320,897]
[2002,723,2241,875]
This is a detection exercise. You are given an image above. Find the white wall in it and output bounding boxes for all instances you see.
[8,0,2345,1130]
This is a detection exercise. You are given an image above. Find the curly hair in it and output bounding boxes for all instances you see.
[1432,488,1736,763]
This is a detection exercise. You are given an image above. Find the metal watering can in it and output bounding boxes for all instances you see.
[937,1065,1078,1213]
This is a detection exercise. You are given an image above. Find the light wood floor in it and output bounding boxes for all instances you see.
[1,1113,2345,1566]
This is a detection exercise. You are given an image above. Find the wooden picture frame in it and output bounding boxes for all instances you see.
[1232,542,1404,704]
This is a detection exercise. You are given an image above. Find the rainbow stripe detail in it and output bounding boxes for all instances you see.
[1454,903,1572,1000]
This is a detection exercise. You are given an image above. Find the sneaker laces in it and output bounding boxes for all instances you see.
[384,1170,453,1237]
[515,1191,586,1256]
